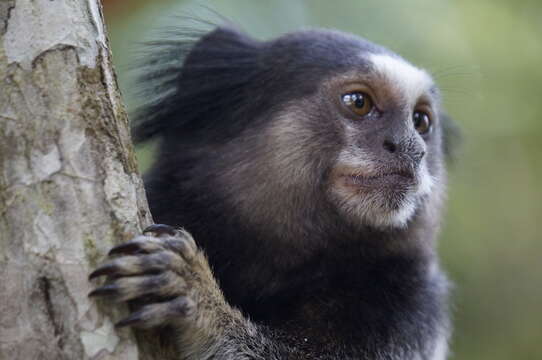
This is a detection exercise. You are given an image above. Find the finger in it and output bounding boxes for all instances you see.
[89,253,173,280]
[143,224,177,237]
[116,296,195,329]
[89,271,187,302]
[108,236,164,256]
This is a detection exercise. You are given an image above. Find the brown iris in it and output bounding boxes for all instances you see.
[342,91,373,117]
[413,111,431,134]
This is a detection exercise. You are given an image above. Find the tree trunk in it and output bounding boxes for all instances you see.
[0,1,157,359]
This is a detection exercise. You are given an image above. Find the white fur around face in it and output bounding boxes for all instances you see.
[368,54,433,106]
[332,145,435,229]
[430,333,449,360]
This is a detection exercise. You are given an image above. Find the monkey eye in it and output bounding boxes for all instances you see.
[413,110,432,135]
[342,91,373,117]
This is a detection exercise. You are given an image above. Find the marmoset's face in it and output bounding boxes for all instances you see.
[265,49,444,229]
[324,54,442,228]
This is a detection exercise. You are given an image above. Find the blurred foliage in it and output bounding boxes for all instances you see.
[105,1,542,359]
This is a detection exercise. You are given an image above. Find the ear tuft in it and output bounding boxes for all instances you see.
[131,22,262,143]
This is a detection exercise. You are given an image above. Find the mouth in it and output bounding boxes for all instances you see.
[338,169,417,190]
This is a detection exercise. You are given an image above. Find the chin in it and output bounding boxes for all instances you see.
[330,164,435,229]
[332,188,419,229]
[365,194,421,228]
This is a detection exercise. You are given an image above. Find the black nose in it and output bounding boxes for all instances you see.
[382,138,426,165]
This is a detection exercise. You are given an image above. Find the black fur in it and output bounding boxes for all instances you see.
[134,23,451,359]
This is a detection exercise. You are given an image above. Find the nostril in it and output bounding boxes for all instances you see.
[383,140,397,153]
[412,150,426,165]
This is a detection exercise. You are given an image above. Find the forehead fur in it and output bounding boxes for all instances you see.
[265,30,436,108]
[368,54,434,106]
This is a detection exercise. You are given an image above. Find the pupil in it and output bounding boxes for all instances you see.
[354,94,365,108]
[413,111,431,134]
[414,112,422,127]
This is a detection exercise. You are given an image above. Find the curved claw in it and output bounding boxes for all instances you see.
[108,237,163,256]
[115,311,143,328]
[108,241,144,256]
[143,224,177,237]
[89,263,117,280]
[88,284,118,297]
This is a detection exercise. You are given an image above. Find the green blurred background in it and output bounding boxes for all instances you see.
[103,1,542,359]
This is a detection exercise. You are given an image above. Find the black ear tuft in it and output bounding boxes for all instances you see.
[131,23,262,143]
[440,112,462,163]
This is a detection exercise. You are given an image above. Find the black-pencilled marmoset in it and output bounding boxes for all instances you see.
[90,23,456,360]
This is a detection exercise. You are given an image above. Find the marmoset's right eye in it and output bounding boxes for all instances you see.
[341,91,374,117]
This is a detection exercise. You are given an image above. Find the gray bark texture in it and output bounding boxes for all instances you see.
[0,1,161,359]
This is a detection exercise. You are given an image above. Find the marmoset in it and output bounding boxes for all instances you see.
[90,23,456,360]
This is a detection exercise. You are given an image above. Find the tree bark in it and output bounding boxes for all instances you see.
[0,1,156,359]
